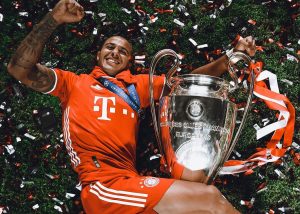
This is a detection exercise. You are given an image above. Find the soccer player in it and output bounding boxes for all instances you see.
[7,0,255,213]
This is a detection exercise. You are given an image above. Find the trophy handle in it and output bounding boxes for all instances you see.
[223,51,255,162]
[149,49,180,166]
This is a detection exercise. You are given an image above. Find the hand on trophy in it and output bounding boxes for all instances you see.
[234,36,256,57]
[51,0,85,25]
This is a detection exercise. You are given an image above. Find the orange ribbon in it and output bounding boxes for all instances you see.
[221,61,295,174]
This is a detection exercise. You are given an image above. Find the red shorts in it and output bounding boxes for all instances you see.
[81,175,175,214]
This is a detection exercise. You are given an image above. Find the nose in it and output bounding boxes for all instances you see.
[111,47,120,58]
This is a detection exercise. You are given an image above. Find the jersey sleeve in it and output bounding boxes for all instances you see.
[170,159,184,179]
[135,74,166,109]
[44,68,79,105]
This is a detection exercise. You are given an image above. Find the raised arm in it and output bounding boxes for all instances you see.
[191,36,256,77]
[7,0,84,93]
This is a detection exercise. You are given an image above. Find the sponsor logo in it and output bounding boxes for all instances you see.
[143,177,160,188]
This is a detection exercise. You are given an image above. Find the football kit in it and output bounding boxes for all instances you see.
[46,66,184,213]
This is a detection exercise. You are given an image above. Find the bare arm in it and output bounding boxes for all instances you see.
[191,36,256,77]
[7,0,84,93]
[7,13,59,92]
[191,55,228,77]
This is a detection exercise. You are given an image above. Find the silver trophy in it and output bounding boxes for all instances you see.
[149,49,254,184]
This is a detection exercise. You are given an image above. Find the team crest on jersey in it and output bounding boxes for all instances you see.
[144,177,160,187]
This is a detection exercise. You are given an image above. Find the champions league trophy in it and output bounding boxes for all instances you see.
[149,49,254,184]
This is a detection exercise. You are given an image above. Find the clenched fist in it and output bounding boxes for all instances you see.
[234,36,256,57]
[51,0,84,24]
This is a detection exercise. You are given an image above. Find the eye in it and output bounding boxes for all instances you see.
[120,49,128,55]
[106,44,114,50]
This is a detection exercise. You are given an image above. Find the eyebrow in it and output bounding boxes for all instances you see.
[105,43,130,55]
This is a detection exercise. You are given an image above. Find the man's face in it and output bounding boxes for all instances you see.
[97,36,132,76]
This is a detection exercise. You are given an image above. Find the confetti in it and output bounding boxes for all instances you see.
[280,79,293,85]
[32,204,39,210]
[65,193,76,199]
[52,198,64,205]
[196,44,208,49]
[189,38,197,46]
[286,53,299,62]
[274,169,286,179]
[173,19,185,27]
[5,145,15,155]
[19,12,28,16]
[54,205,63,213]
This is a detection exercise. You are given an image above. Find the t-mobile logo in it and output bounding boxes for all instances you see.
[93,96,116,121]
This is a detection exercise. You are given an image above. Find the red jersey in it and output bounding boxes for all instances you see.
[47,66,173,186]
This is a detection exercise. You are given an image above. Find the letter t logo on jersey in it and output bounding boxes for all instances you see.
[93,96,116,121]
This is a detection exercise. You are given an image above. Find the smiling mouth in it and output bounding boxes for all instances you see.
[106,58,120,65]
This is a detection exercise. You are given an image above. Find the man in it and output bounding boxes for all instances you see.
[7,0,256,213]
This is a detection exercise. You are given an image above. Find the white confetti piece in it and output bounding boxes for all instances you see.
[209,14,216,19]
[85,11,94,15]
[189,38,198,46]
[5,145,15,155]
[19,12,28,16]
[92,28,98,35]
[76,182,82,191]
[54,205,63,213]
[280,79,293,86]
[292,141,300,150]
[52,198,64,205]
[121,8,131,14]
[135,55,146,60]
[173,19,185,27]
[287,53,299,62]
[98,13,106,17]
[196,44,208,49]
[32,204,39,210]
[274,169,285,179]
[0,13,3,22]
[24,133,36,140]
[134,60,145,65]
[65,193,76,199]
[253,124,261,131]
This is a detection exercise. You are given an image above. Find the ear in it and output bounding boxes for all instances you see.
[96,51,101,61]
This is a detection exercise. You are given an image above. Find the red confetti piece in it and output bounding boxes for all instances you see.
[14,162,22,167]
[212,49,222,55]
[276,42,284,49]
[248,19,257,25]
[293,153,300,165]
[28,193,34,200]
[41,144,51,151]
[155,8,173,14]
[257,182,267,191]
[256,46,264,52]
[26,22,32,28]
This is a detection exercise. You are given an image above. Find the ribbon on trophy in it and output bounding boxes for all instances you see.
[220,61,296,175]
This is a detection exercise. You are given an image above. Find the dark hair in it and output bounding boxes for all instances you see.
[93,23,133,51]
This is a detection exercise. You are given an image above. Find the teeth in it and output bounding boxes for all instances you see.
[107,59,119,64]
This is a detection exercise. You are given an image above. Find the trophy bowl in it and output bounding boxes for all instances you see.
[149,49,254,184]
